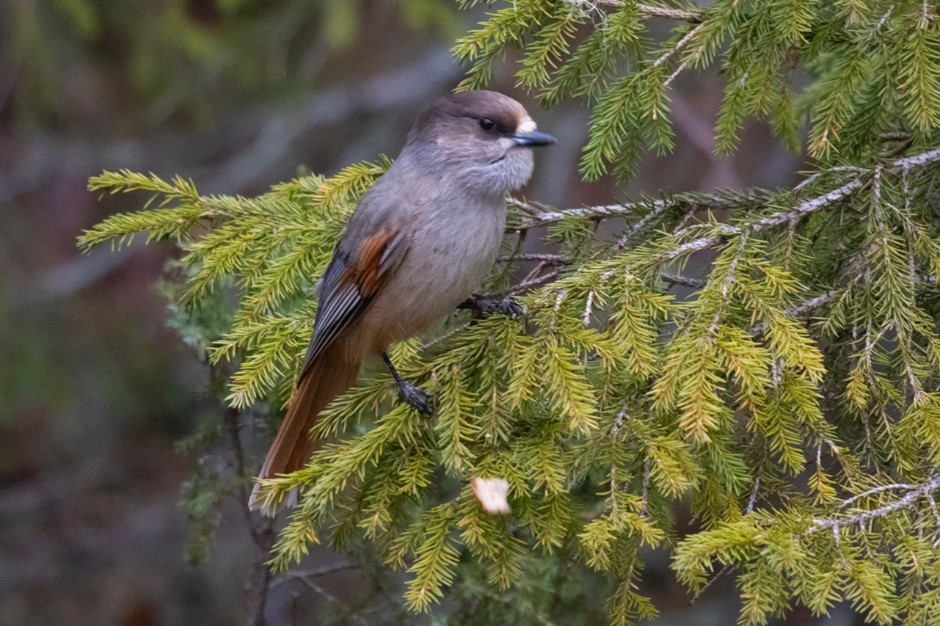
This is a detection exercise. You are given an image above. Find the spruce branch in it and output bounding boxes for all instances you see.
[660,273,705,289]
[511,191,766,229]
[590,1,703,22]
[517,148,940,270]
[809,474,940,534]
[750,291,836,335]
[78,9,940,619]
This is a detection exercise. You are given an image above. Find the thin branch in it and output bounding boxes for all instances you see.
[751,290,837,335]
[224,406,275,626]
[652,21,705,71]
[272,562,359,588]
[707,231,749,336]
[583,289,596,327]
[613,197,675,251]
[788,290,837,317]
[746,475,761,514]
[513,193,763,230]
[609,404,630,513]
[690,564,734,604]
[837,482,917,510]
[661,273,706,289]
[656,178,865,264]
[792,166,864,192]
[501,269,562,297]
[291,575,369,625]
[809,475,940,533]
[874,2,896,32]
[496,253,570,264]
[641,457,652,515]
[514,149,940,255]
[513,200,664,227]
[423,320,474,350]
[636,3,702,21]
[572,0,702,22]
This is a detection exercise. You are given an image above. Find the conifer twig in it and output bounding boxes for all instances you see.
[514,148,940,245]
[613,196,675,251]
[809,474,940,533]
[513,193,763,229]
[272,562,358,588]
[660,273,706,289]
[652,21,705,70]
[497,253,570,264]
[587,0,703,22]
[746,475,761,514]
[292,575,369,625]
[657,178,866,263]
[750,290,836,335]
[501,269,562,296]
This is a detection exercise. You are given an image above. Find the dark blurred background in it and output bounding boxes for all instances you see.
[0,1,854,624]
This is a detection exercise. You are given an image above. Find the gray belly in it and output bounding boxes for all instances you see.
[362,201,505,349]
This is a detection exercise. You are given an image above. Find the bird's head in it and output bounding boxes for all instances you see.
[405,90,556,197]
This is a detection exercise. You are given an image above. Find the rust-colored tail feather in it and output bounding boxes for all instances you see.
[249,347,360,516]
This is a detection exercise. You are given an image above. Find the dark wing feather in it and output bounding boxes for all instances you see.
[298,227,408,380]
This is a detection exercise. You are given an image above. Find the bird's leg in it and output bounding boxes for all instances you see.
[458,295,525,317]
[382,352,432,415]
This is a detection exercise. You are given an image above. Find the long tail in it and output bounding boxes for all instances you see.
[248,345,360,517]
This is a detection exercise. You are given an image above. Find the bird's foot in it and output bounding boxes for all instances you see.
[398,381,433,415]
[459,296,525,317]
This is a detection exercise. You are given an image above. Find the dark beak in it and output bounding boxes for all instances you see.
[510,130,557,147]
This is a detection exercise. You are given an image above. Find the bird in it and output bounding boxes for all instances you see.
[249,90,555,516]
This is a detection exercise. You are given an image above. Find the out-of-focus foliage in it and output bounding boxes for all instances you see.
[3,0,458,126]
[4,1,469,623]
[78,1,940,625]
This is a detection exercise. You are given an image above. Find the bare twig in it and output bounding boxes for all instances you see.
[750,290,837,335]
[808,474,940,534]
[272,562,359,588]
[514,193,763,230]
[500,269,562,297]
[837,482,917,510]
[746,475,761,514]
[223,405,275,626]
[792,166,863,193]
[292,575,368,625]
[613,197,675,251]
[652,21,705,69]
[496,253,569,265]
[787,290,837,318]
[515,149,940,259]
[569,0,702,22]
[874,2,896,32]
[641,457,652,515]
[706,232,749,336]
[423,320,474,350]
[583,289,596,327]
[636,3,702,21]
[690,564,733,604]
[660,272,706,289]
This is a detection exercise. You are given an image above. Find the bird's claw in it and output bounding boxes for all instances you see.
[399,381,433,415]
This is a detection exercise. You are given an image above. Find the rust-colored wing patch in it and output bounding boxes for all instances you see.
[349,228,396,296]
[298,226,409,380]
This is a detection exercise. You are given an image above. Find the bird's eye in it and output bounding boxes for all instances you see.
[479,117,495,131]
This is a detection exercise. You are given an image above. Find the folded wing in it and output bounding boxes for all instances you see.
[298,226,409,379]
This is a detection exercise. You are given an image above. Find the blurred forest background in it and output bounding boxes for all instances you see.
[0,1,857,624]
